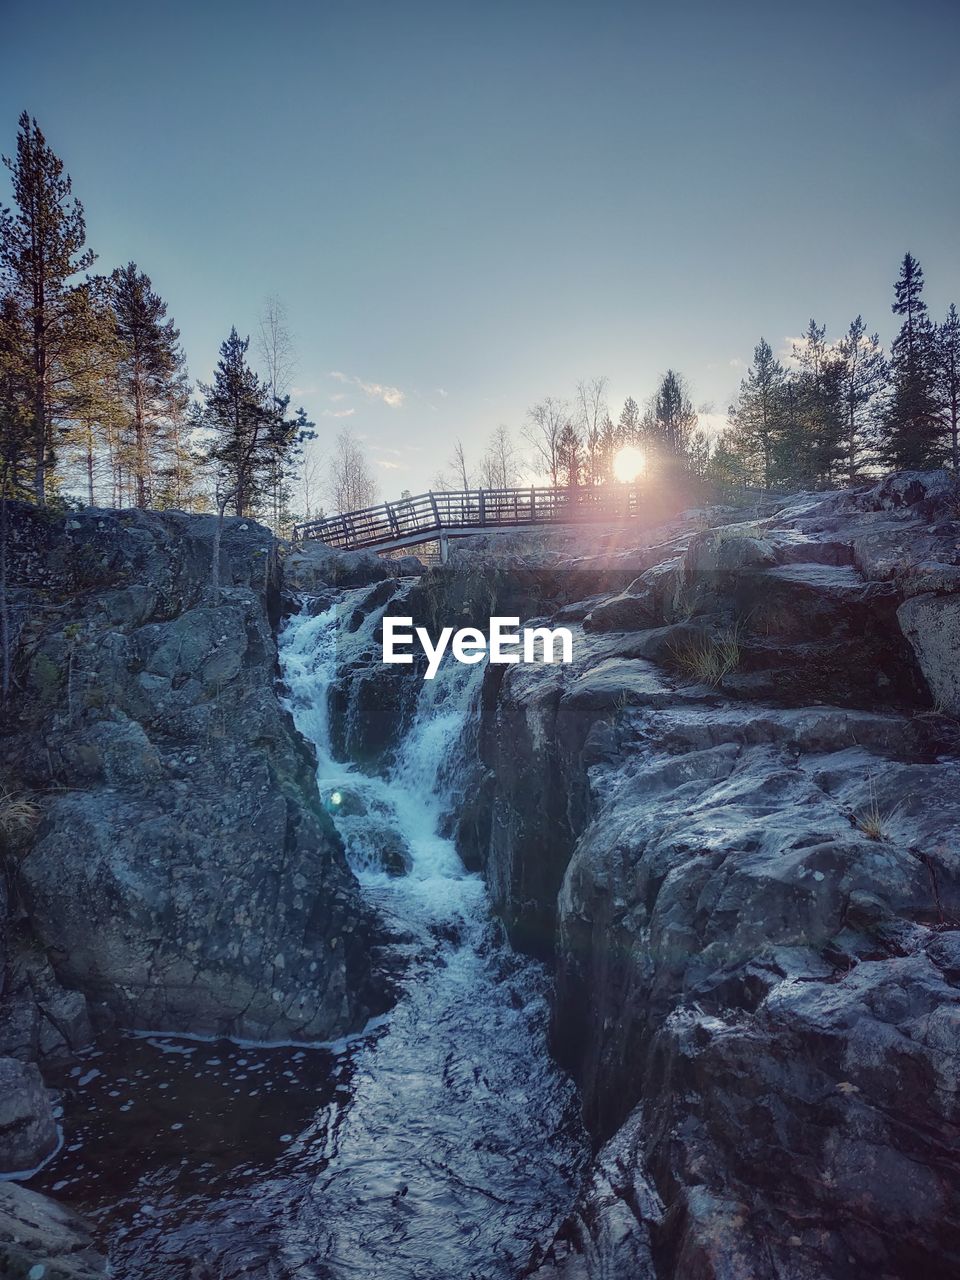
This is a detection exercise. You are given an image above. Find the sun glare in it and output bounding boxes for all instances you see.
[612,445,646,483]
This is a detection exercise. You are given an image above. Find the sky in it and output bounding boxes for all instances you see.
[3,0,959,496]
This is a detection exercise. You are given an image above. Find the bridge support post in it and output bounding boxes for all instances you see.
[439,531,449,565]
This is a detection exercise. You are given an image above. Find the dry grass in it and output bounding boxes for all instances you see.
[855,780,902,841]
[0,785,40,841]
[670,627,742,686]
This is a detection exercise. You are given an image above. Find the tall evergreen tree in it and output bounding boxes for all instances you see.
[0,294,31,497]
[59,290,124,506]
[200,328,274,518]
[937,303,960,471]
[731,339,785,488]
[0,113,97,503]
[557,421,584,487]
[687,428,711,481]
[836,315,886,483]
[648,369,697,462]
[880,253,941,469]
[111,262,188,508]
[617,396,641,444]
[786,319,845,487]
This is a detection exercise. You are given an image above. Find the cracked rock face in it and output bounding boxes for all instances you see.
[458,471,960,1279]
[0,1056,58,1174]
[2,505,381,1043]
[0,1182,106,1278]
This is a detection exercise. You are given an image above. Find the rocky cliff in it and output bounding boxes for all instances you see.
[0,504,392,1265]
[450,472,960,1279]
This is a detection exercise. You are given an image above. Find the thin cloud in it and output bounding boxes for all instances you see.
[375,458,406,470]
[330,370,406,408]
[321,407,356,419]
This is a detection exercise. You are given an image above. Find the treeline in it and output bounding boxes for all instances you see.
[437,255,958,498]
[0,113,312,531]
[3,112,958,535]
[722,257,958,490]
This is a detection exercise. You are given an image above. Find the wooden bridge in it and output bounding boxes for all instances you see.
[292,484,643,555]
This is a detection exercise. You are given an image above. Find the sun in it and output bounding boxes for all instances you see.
[612,445,646,483]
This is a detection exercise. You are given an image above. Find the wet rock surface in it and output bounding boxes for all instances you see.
[457,472,960,1279]
[4,473,960,1278]
[0,1055,58,1173]
[1,504,382,1045]
[0,1182,106,1279]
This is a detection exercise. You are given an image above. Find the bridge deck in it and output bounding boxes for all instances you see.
[293,485,642,553]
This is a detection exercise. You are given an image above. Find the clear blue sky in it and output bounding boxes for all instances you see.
[4,0,959,493]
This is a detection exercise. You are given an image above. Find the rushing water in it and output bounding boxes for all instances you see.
[27,591,586,1278]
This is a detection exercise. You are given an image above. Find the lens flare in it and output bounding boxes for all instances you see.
[612,445,646,483]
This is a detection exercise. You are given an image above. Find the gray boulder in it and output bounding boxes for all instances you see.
[898,591,960,714]
[0,1182,106,1278]
[3,505,381,1045]
[0,1057,57,1174]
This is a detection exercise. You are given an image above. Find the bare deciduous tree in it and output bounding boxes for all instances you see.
[522,398,569,487]
[327,427,379,513]
[450,439,470,490]
[575,377,609,485]
[299,440,325,521]
[256,295,295,403]
[480,425,519,489]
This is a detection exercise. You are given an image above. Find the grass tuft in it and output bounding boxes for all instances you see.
[670,627,742,687]
[0,785,40,841]
[855,779,902,841]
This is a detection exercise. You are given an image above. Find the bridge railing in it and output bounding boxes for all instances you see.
[292,484,641,551]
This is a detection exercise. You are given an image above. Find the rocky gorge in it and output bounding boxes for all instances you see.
[1,470,959,1279]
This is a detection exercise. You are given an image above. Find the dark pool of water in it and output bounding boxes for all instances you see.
[28,1030,365,1276]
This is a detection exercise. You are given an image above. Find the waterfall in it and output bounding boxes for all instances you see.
[276,594,587,1279]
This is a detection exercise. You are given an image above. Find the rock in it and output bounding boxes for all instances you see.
[865,468,959,514]
[898,592,960,714]
[457,472,960,1279]
[283,542,392,592]
[352,819,413,877]
[0,1182,106,1278]
[0,1057,58,1174]
[0,945,93,1065]
[2,505,382,1045]
[530,1108,660,1279]
[582,591,656,633]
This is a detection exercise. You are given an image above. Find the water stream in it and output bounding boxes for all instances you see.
[27,593,586,1278]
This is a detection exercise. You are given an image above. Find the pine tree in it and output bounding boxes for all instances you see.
[200,328,274,518]
[731,340,785,489]
[111,262,189,508]
[937,304,960,471]
[880,253,942,470]
[0,113,97,503]
[617,396,641,444]
[786,319,845,487]
[264,396,314,536]
[687,428,711,481]
[707,434,749,492]
[59,290,125,506]
[648,370,696,466]
[836,315,887,483]
[557,422,584,487]
[0,294,32,496]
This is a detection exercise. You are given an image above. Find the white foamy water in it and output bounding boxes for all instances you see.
[30,590,585,1279]
[276,592,586,1279]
